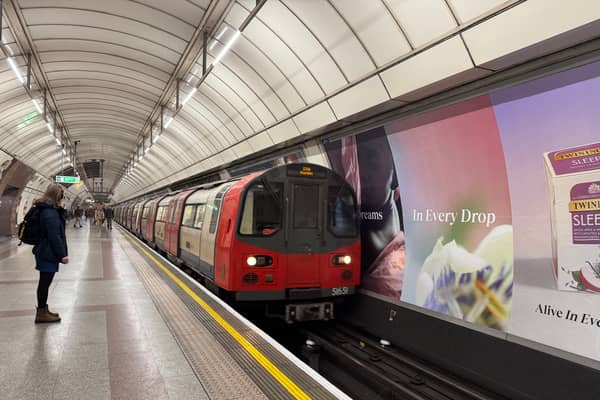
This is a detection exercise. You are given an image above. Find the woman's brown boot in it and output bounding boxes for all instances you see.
[45,306,60,319]
[35,307,61,323]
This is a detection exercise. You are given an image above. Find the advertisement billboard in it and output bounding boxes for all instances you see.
[387,96,514,332]
[324,128,405,299]
[491,61,600,360]
[326,60,600,362]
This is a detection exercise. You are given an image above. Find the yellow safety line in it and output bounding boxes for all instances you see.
[124,232,312,400]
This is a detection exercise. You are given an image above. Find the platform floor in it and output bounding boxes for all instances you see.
[0,221,345,400]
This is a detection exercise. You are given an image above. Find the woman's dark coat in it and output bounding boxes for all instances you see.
[32,203,68,272]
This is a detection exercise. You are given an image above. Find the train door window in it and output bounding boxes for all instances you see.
[172,203,181,224]
[157,206,166,222]
[209,185,231,234]
[194,204,206,230]
[142,206,150,219]
[182,205,196,227]
[293,184,319,229]
[327,185,357,237]
[239,181,283,236]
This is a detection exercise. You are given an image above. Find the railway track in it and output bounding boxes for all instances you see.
[296,322,508,400]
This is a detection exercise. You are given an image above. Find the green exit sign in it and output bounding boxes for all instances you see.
[55,175,80,184]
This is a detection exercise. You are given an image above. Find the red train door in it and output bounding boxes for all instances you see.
[166,190,194,257]
[285,181,323,287]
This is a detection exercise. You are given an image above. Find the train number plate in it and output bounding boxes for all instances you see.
[330,286,350,296]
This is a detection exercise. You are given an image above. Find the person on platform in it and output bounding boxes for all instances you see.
[32,183,69,323]
[104,206,114,231]
[73,207,83,228]
[95,204,105,226]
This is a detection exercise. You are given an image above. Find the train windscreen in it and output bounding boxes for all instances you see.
[328,185,357,237]
[239,181,283,236]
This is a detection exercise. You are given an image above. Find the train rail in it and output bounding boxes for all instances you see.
[297,322,508,400]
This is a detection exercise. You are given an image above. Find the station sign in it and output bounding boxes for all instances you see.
[55,175,80,184]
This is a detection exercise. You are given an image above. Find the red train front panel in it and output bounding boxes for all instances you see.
[214,163,361,300]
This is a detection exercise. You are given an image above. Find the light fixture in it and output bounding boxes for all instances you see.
[55,137,61,146]
[182,87,197,106]
[7,57,24,84]
[333,255,352,265]
[209,26,228,51]
[164,117,174,129]
[2,36,15,56]
[32,99,43,114]
[46,122,55,134]
[153,133,161,144]
[212,30,241,66]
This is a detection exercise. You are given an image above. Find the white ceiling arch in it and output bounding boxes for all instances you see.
[1,0,599,202]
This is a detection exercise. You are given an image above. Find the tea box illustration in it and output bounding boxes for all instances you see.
[544,142,600,292]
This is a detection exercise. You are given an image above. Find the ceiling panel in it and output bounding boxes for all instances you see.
[383,0,457,47]
[331,0,412,66]
[448,0,509,23]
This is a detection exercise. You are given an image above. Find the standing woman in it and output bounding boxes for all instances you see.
[33,183,69,323]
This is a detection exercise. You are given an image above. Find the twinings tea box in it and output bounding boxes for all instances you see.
[544,142,600,292]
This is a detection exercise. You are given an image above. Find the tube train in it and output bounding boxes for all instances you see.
[115,163,360,322]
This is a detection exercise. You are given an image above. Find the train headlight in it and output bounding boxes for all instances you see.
[246,255,273,267]
[333,255,352,265]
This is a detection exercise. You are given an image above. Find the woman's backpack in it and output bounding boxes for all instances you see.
[18,206,43,245]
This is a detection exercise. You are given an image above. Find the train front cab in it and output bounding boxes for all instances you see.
[216,164,361,321]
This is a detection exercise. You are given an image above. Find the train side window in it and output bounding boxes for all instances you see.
[194,204,206,230]
[142,207,150,219]
[182,205,196,227]
[327,185,357,237]
[239,181,283,236]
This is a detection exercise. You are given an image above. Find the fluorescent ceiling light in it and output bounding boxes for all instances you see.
[47,122,55,134]
[216,26,228,40]
[55,137,61,146]
[209,26,228,51]
[164,117,174,128]
[61,148,66,155]
[212,30,241,66]
[153,133,161,143]
[32,99,43,114]
[182,87,197,106]
[7,57,24,83]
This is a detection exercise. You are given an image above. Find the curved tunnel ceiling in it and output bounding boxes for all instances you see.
[1,0,599,202]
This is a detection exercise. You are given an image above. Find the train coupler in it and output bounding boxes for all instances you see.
[285,302,334,323]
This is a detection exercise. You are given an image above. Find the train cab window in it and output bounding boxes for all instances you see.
[293,184,319,229]
[182,205,196,227]
[194,204,206,230]
[239,181,283,236]
[327,185,357,237]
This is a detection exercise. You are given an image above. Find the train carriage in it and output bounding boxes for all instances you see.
[117,163,360,322]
